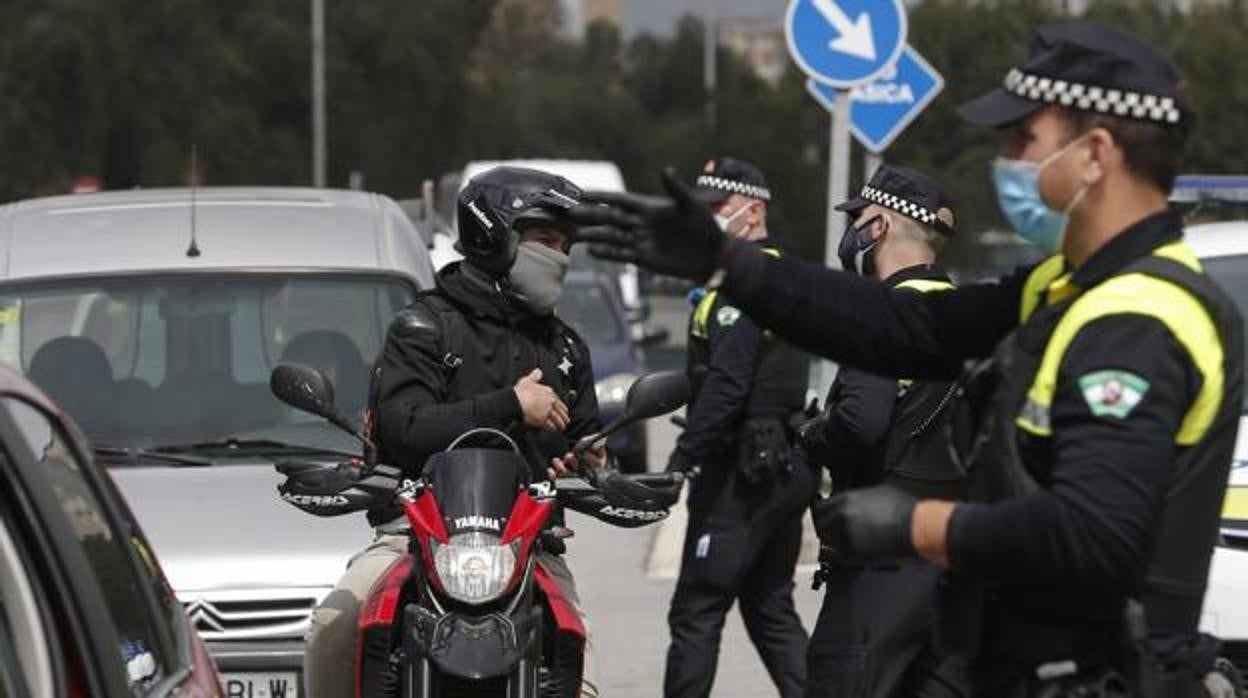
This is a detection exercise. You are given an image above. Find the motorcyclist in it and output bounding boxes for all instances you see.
[303,166,608,698]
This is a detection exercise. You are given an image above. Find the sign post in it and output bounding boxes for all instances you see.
[786,0,909,397]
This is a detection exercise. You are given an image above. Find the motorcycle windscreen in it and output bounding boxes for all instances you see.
[422,449,529,535]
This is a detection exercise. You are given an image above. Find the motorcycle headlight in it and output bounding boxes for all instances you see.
[595,373,637,411]
[430,532,519,605]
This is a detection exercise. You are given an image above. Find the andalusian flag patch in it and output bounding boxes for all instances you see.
[1078,370,1150,418]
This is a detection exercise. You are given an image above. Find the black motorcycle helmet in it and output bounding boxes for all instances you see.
[455,166,584,277]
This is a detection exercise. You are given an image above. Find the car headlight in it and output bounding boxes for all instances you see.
[595,373,637,411]
[430,532,519,605]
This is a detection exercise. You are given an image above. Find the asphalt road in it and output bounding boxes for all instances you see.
[564,393,823,697]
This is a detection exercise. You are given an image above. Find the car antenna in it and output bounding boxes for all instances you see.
[186,144,202,258]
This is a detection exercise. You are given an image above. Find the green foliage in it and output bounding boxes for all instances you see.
[0,0,1245,266]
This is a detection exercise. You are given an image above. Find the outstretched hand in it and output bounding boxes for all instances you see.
[568,168,730,283]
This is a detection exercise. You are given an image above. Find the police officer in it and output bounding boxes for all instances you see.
[664,157,815,698]
[573,22,1243,697]
[798,165,967,698]
[304,166,608,698]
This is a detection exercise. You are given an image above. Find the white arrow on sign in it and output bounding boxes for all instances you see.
[811,0,876,61]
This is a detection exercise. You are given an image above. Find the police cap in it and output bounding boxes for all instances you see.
[959,21,1191,129]
[692,157,772,205]
[836,164,956,237]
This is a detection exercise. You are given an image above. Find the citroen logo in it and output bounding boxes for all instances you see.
[184,598,226,634]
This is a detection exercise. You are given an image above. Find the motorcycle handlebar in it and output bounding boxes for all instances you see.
[623,471,685,487]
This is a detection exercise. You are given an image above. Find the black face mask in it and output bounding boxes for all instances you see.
[837,215,882,276]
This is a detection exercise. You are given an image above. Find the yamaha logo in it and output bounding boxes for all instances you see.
[454,515,502,531]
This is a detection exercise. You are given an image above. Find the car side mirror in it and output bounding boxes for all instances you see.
[270,364,337,420]
[622,370,689,422]
[573,371,689,456]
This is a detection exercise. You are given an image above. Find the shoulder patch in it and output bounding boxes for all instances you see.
[1078,369,1150,418]
[716,305,741,327]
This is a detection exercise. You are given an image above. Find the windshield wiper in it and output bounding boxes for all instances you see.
[153,438,357,459]
[92,445,213,467]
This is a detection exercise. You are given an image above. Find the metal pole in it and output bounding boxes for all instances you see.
[825,91,852,269]
[703,7,717,134]
[814,90,854,399]
[864,151,883,181]
[312,0,327,188]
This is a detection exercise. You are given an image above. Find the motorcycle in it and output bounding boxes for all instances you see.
[268,364,687,697]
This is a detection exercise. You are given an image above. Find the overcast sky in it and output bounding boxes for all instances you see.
[625,0,790,35]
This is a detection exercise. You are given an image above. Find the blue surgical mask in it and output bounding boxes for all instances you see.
[991,136,1090,254]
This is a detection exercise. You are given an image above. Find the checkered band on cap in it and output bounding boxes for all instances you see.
[695,175,771,201]
[1003,68,1182,124]
[860,185,938,225]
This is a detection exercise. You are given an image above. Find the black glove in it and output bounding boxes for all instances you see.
[666,448,697,476]
[794,412,830,461]
[812,485,917,562]
[569,168,731,283]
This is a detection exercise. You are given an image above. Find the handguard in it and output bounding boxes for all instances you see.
[275,461,402,516]
[558,470,683,528]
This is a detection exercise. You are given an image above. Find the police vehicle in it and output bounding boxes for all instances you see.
[1175,175,1248,672]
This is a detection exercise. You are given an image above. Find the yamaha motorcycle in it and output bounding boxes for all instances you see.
[268,364,686,697]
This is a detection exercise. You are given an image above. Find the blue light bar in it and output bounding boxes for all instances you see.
[1171,175,1248,204]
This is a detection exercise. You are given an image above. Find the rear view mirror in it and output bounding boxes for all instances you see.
[572,370,690,456]
[270,364,337,419]
[622,370,688,421]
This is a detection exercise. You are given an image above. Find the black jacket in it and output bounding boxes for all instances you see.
[369,262,601,484]
[673,246,810,469]
[809,265,961,497]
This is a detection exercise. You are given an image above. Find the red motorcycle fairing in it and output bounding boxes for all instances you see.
[500,488,554,596]
[402,490,449,596]
[359,555,416,631]
[534,562,586,639]
[357,554,415,698]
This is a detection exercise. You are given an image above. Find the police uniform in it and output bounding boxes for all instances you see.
[800,168,968,698]
[665,159,816,698]
[689,25,1243,698]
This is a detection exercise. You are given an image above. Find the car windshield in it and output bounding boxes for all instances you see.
[1202,255,1248,410]
[0,273,415,458]
[558,281,623,344]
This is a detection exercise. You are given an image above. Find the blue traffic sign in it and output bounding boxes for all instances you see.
[806,45,944,153]
[785,0,908,88]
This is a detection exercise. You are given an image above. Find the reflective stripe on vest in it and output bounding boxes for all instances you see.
[691,247,781,339]
[895,278,955,389]
[1019,254,1068,324]
[895,278,955,294]
[1015,241,1224,446]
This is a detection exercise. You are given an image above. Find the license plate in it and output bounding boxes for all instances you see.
[222,672,298,698]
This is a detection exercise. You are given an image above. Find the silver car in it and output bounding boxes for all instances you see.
[0,187,434,697]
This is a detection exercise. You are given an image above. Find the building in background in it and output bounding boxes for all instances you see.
[718,18,788,86]
[559,0,625,38]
